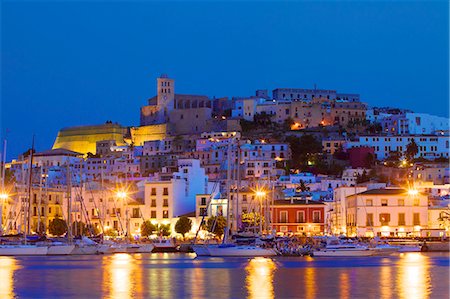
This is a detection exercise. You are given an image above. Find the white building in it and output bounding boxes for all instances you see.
[346,188,428,237]
[143,159,213,226]
[346,135,450,160]
[381,113,449,135]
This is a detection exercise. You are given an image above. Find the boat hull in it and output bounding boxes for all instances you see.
[47,245,76,255]
[192,245,212,256]
[71,245,98,255]
[136,244,155,253]
[313,249,374,257]
[208,246,277,257]
[0,245,48,256]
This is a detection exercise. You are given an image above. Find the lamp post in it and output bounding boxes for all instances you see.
[256,190,266,234]
[0,192,9,235]
[116,191,128,237]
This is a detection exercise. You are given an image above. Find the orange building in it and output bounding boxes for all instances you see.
[270,198,326,236]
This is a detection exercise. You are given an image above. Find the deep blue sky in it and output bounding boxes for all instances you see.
[1,1,449,160]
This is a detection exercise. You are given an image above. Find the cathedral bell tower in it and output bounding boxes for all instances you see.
[156,74,175,123]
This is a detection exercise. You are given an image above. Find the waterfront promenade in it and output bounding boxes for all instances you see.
[1,252,448,298]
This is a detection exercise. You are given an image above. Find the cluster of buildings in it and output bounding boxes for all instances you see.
[1,74,449,239]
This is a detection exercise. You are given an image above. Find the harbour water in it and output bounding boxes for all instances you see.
[0,252,448,298]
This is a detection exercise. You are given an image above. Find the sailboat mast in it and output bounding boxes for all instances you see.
[66,163,73,243]
[223,137,233,244]
[1,139,6,190]
[26,136,35,235]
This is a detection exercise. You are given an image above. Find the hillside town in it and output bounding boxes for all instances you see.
[1,74,449,243]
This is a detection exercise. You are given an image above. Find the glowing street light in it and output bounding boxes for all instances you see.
[255,191,266,198]
[0,193,9,201]
[407,189,419,196]
[116,191,127,200]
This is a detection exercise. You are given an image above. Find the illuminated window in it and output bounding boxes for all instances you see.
[398,199,404,206]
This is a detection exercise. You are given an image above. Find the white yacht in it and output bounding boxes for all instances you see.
[313,243,374,257]
[136,243,155,253]
[0,244,48,256]
[207,244,277,257]
[46,243,75,255]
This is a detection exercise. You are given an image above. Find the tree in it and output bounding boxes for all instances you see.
[104,228,118,237]
[71,221,86,237]
[34,222,46,235]
[356,170,370,184]
[241,212,264,229]
[283,117,295,131]
[364,153,375,168]
[141,220,157,237]
[158,224,171,237]
[405,139,419,161]
[298,180,309,192]
[285,134,323,169]
[48,217,67,236]
[175,216,192,239]
[206,216,227,238]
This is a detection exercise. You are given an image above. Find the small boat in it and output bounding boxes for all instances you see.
[207,244,277,257]
[151,238,178,252]
[0,244,48,256]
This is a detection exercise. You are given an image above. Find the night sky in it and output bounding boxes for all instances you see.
[1,1,449,160]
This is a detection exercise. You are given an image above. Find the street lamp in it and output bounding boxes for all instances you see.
[0,192,8,234]
[116,190,128,237]
[255,190,266,234]
[407,189,418,196]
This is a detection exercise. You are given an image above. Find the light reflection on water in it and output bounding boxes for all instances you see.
[0,253,447,298]
[397,252,431,299]
[245,257,276,299]
[0,257,19,299]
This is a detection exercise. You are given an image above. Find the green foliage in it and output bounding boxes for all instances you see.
[175,216,192,238]
[364,153,376,168]
[71,221,86,237]
[405,139,419,161]
[241,212,264,228]
[140,220,157,237]
[206,216,227,238]
[158,224,171,237]
[254,112,274,126]
[356,170,370,184]
[104,228,118,237]
[283,117,295,131]
[34,222,46,235]
[48,217,67,236]
[285,134,323,170]
[86,224,100,236]
[298,180,309,192]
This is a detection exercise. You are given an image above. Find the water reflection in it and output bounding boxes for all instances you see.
[379,259,392,299]
[103,253,141,299]
[305,267,316,299]
[0,257,19,299]
[339,272,350,299]
[397,253,431,299]
[246,258,276,299]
